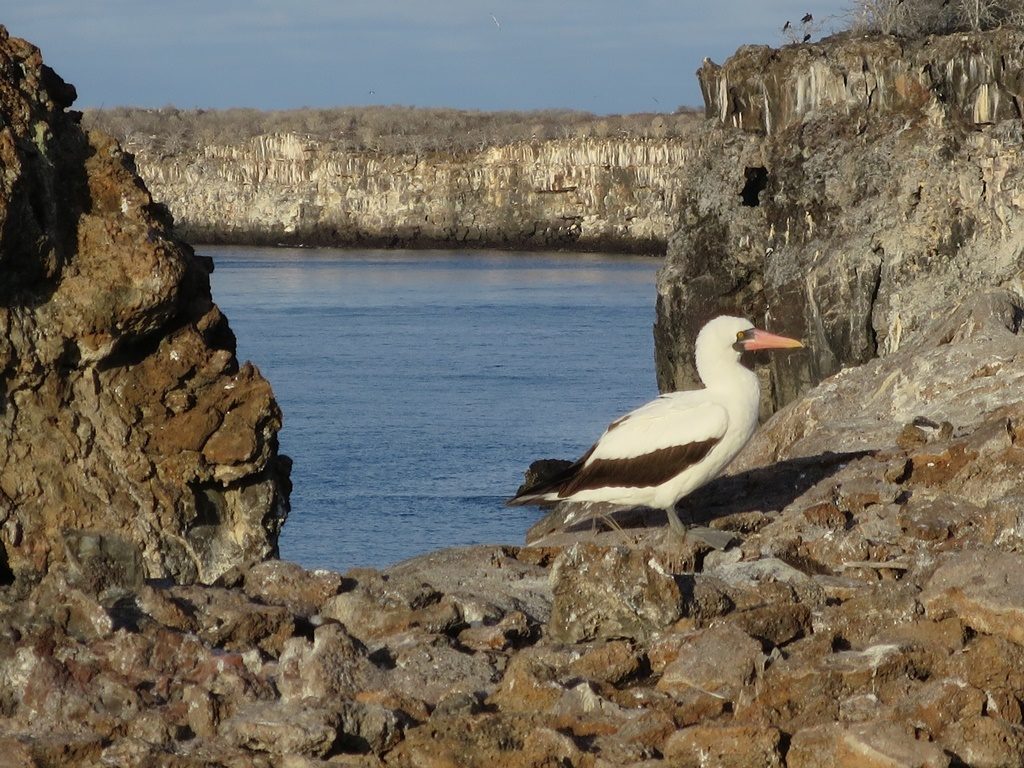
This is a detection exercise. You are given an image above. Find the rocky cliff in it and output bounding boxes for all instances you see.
[0,27,289,586]
[656,28,1024,411]
[128,133,695,252]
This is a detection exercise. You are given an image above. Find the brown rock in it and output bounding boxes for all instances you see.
[742,639,920,731]
[0,738,34,768]
[815,581,922,650]
[457,610,534,652]
[725,580,811,648]
[220,702,338,757]
[935,634,1024,707]
[566,638,644,686]
[488,646,571,713]
[892,678,985,739]
[242,559,345,617]
[940,716,1024,768]
[170,584,295,656]
[922,550,1024,645]
[787,722,950,768]
[320,572,462,644]
[0,29,289,585]
[662,725,784,768]
[182,683,220,739]
[387,713,567,768]
[656,623,763,703]
[5,735,106,768]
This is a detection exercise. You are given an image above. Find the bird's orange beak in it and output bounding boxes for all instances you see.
[743,329,804,351]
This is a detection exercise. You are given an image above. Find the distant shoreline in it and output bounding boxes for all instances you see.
[185,226,667,256]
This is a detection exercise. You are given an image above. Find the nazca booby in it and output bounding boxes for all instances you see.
[508,316,803,529]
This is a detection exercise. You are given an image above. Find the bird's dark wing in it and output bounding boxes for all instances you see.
[557,438,719,497]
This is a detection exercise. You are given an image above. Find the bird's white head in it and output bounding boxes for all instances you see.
[695,315,803,387]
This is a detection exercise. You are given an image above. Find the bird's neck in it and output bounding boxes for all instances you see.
[697,354,761,407]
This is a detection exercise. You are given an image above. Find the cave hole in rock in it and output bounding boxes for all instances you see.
[192,485,227,528]
[740,166,769,207]
[0,543,13,586]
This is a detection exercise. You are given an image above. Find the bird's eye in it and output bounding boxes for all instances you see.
[736,331,745,342]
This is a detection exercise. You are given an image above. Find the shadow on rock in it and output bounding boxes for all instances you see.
[526,450,872,541]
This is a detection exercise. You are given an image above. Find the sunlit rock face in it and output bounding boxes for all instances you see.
[699,30,1024,133]
[129,134,696,253]
[656,29,1024,413]
[0,27,290,586]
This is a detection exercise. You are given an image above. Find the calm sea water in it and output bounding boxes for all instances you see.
[204,246,660,571]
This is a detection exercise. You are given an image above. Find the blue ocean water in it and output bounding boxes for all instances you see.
[204,246,660,571]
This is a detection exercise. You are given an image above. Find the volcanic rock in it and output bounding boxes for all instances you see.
[655,30,1024,414]
[0,26,289,585]
[6,23,1024,768]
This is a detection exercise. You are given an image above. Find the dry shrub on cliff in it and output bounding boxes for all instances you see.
[846,0,1024,35]
[83,105,702,155]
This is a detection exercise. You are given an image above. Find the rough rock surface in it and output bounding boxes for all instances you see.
[0,27,289,585]
[655,29,1024,413]
[4,290,1024,766]
[6,25,1024,768]
[125,133,695,253]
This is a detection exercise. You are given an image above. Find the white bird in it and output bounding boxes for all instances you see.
[508,316,803,530]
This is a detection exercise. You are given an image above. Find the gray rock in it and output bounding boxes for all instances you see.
[656,30,1024,414]
[378,629,503,707]
[59,531,145,603]
[787,721,950,768]
[118,133,698,253]
[242,559,345,617]
[276,622,382,703]
[547,543,687,643]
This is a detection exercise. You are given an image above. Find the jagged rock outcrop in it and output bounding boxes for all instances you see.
[4,289,1024,766]
[0,27,289,585]
[655,29,1024,412]
[127,133,695,252]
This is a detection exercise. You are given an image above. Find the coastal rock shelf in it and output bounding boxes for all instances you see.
[5,291,1024,767]
[130,133,696,252]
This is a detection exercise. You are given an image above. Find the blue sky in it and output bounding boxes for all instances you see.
[7,1,850,113]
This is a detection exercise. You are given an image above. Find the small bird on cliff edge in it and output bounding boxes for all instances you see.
[508,316,804,532]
